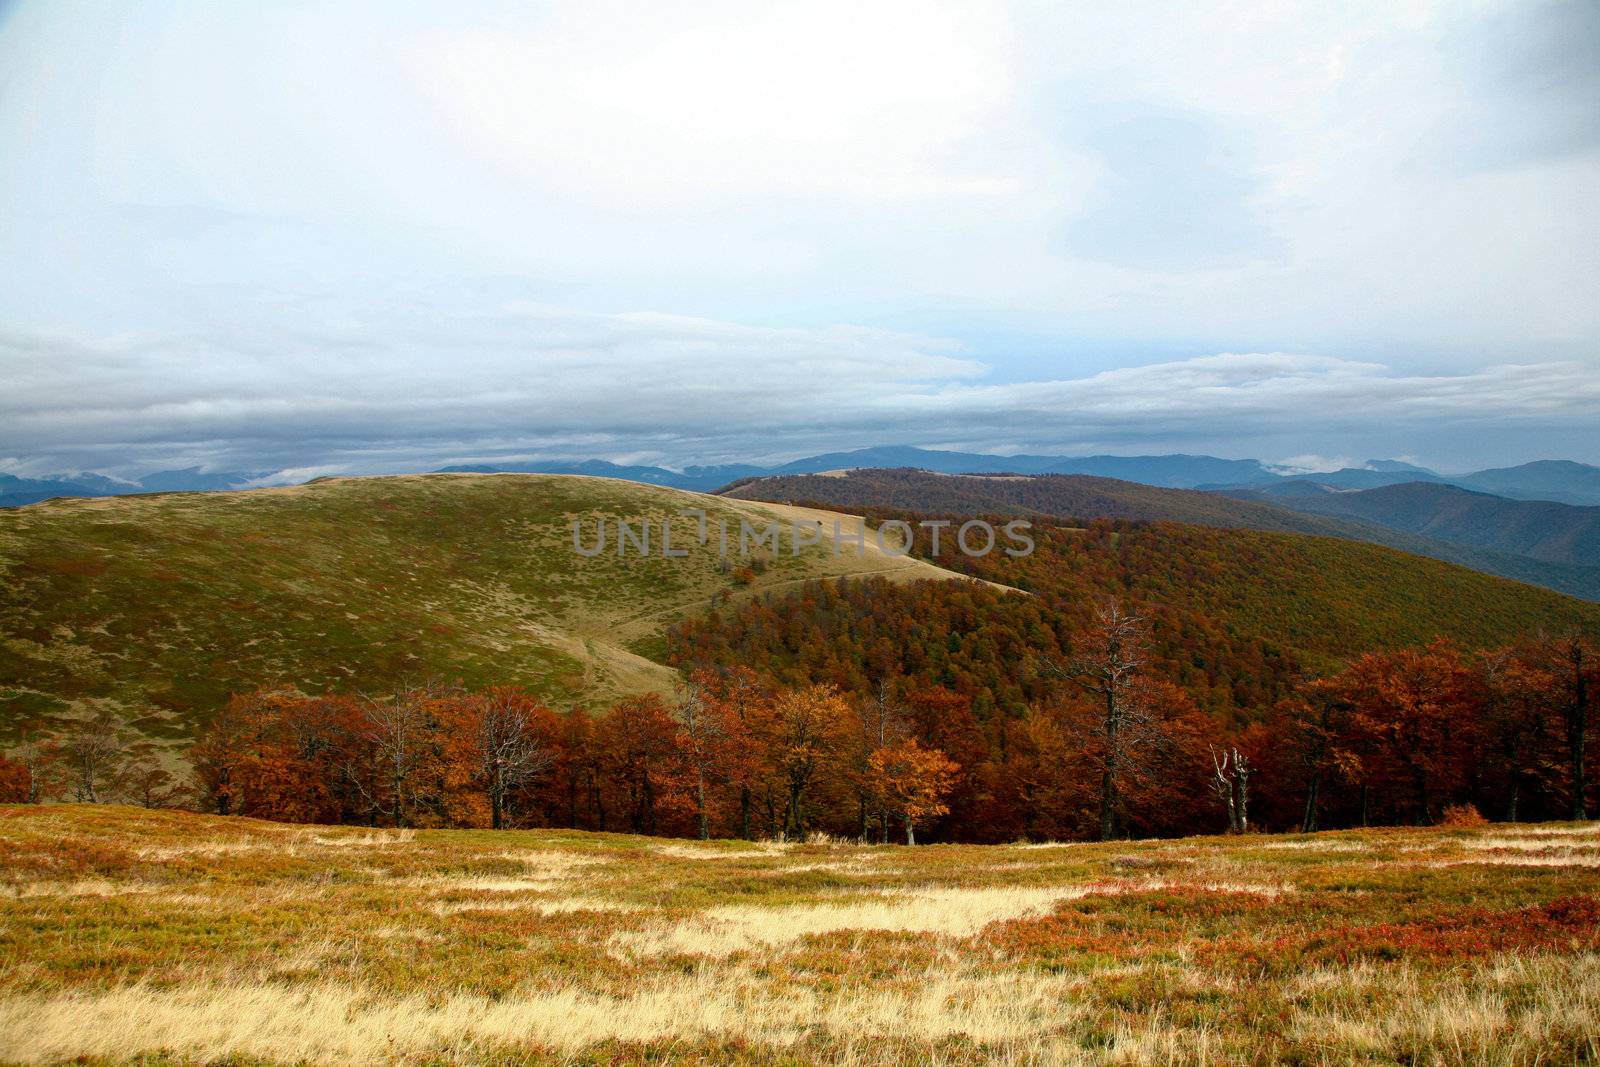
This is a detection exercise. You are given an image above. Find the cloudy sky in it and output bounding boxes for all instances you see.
[1,0,1597,478]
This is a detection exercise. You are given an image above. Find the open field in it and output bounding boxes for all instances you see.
[1,807,1597,1064]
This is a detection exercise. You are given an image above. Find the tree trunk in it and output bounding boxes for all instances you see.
[1301,774,1320,833]
[1099,691,1118,841]
[642,774,656,835]
[905,816,915,845]
[696,770,709,840]
[785,781,804,838]
[1233,771,1248,833]
[739,785,752,840]
[1570,653,1589,820]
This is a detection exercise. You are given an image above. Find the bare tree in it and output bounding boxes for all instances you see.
[64,708,128,803]
[348,684,437,827]
[858,677,909,843]
[675,679,721,840]
[10,726,57,803]
[1041,599,1155,840]
[1209,745,1252,833]
[474,692,553,830]
[118,748,187,809]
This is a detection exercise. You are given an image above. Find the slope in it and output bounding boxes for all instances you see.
[0,473,965,752]
[719,468,1600,601]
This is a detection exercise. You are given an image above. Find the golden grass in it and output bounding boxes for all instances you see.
[0,806,1597,1065]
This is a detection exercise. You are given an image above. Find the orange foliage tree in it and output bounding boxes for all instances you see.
[866,737,959,844]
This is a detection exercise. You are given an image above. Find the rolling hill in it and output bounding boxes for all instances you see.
[0,474,962,755]
[719,468,1600,601]
[1229,481,1600,567]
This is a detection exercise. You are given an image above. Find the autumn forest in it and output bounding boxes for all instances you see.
[6,511,1593,845]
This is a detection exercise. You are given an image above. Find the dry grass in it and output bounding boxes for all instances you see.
[0,805,1597,1065]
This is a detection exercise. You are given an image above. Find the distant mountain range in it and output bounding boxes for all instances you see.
[9,448,1600,507]
[718,467,1600,602]
[443,448,1600,505]
[0,468,266,509]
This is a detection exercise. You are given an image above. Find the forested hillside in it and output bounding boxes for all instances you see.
[662,515,1599,839]
[721,468,1600,599]
[672,517,1600,711]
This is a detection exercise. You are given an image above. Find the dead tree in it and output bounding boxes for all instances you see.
[858,677,909,843]
[475,693,554,830]
[674,678,729,840]
[1209,745,1252,833]
[348,685,437,828]
[64,709,127,804]
[1042,599,1154,840]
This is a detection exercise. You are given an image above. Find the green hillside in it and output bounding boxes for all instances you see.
[0,474,957,752]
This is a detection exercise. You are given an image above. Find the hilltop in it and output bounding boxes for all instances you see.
[0,473,962,753]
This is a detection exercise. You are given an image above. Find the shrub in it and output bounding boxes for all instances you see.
[1438,803,1488,828]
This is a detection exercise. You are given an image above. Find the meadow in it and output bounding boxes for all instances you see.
[1,805,1597,1065]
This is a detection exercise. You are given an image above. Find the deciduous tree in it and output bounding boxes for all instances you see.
[867,737,958,844]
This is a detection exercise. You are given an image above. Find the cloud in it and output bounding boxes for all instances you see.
[2,309,1597,476]
[1442,0,1600,170]
[0,2,1596,478]
[1060,110,1278,271]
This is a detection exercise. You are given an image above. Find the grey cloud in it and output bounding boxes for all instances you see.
[1444,0,1600,169]
[2,310,1598,477]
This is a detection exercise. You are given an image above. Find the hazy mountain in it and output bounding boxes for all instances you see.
[135,468,265,493]
[767,446,1279,487]
[1456,460,1600,506]
[7,448,1600,514]
[1227,481,1600,568]
[0,468,262,507]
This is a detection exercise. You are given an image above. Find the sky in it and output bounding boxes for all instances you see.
[1,0,1597,479]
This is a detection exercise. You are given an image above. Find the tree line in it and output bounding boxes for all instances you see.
[4,594,1592,842]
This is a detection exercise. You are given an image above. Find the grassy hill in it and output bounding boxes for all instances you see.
[0,473,962,752]
[2,804,1596,1064]
[721,468,1600,600]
